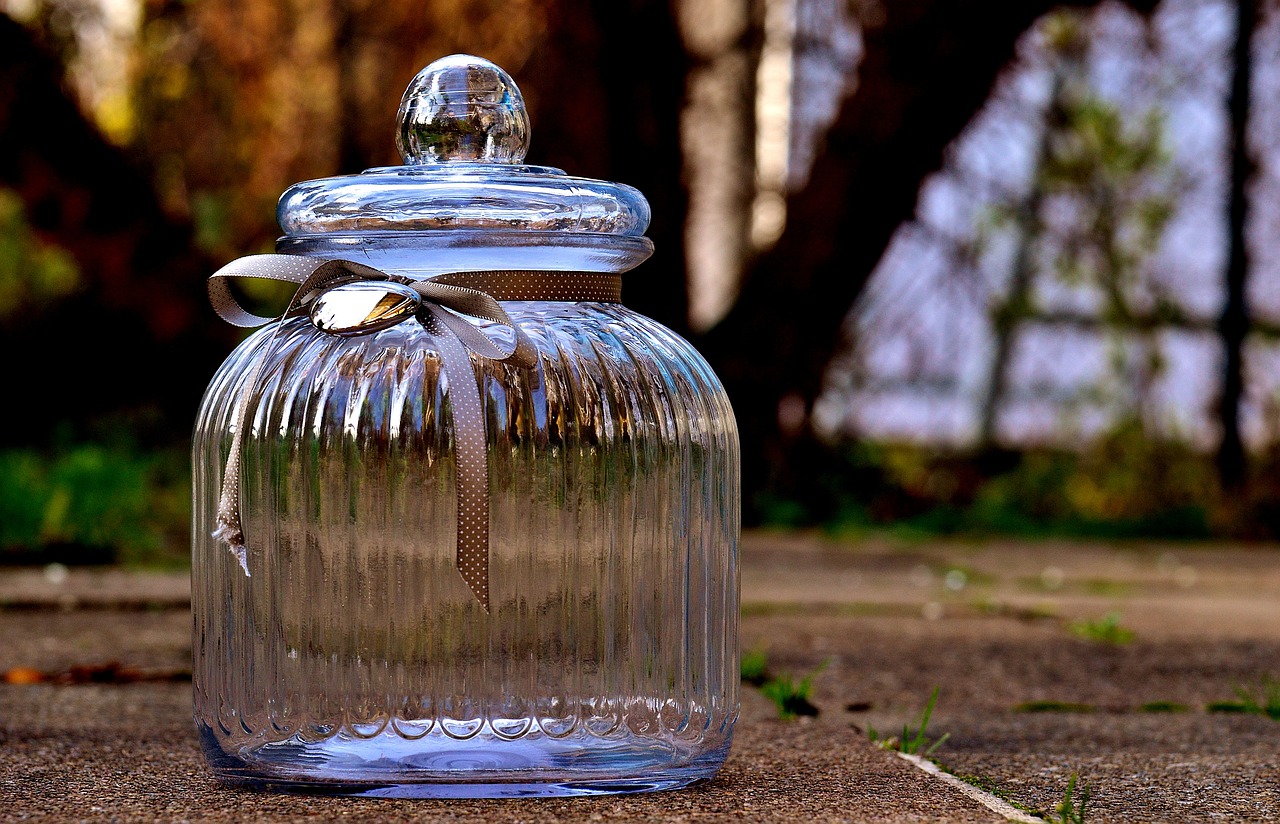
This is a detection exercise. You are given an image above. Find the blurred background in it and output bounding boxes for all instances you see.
[1,0,1277,567]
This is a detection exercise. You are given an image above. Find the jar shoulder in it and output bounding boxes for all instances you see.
[207,303,721,387]
[197,302,736,434]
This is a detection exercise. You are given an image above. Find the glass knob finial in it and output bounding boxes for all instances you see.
[395,54,530,165]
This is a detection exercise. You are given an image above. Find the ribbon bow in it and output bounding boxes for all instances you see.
[208,254,622,612]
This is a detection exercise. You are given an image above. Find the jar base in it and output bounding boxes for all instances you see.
[199,722,730,798]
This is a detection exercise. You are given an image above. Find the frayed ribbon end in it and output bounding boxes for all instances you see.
[211,523,251,577]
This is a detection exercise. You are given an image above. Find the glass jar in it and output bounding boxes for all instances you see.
[191,54,740,798]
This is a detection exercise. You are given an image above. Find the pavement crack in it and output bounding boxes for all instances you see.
[895,751,1045,823]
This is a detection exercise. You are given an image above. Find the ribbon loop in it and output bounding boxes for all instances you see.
[208,255,620,612]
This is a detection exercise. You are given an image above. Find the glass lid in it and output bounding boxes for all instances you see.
[277,54,652,240]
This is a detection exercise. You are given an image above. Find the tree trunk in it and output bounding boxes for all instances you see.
[1218,0,1256,491]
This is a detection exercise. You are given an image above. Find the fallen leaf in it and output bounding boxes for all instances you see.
[3,667,46,685]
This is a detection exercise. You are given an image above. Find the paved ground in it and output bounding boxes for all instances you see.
[0,683,1007,823]
[2,533,1279,821]
[741,534,1280,822]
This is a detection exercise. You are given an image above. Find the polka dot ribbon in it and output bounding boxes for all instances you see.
[207,254,622,612]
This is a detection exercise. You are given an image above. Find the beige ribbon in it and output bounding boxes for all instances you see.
[208,254,622,612]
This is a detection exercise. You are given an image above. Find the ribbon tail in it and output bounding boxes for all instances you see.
[424,307,492,613]
[212,388,253,578]
[212,317,300,579]
[207,260,361,579]
[213,529,251,578]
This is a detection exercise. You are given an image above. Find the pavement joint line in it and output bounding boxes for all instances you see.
[895,751,1043,823]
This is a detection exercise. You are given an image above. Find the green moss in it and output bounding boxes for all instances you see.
[1139,701,1189,713]
[1014,700,1095,713]
[1206,701,1250,714]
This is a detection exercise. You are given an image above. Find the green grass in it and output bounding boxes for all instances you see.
[760,666,824,720]
[1068,612,1135,645]
[1139,701,1189,713]
[1206,700,1250,714]
[1014,700,1095,713]
[740,648,769,687]
[1207,677,1280,720]
[1054,773,1091,824]
[740,650,826,720]
[1236,678,1280,720]
[868,686,950,756]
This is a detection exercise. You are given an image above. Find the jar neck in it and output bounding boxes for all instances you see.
[276,230,653,278]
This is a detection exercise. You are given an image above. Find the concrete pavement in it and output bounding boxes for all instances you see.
[3,533,1279,821]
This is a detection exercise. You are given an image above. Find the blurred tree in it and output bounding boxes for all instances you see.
[131,0,686,326]
[0,188,80,319]
[19,0,1246,524]
[700,0,1160,516]
[0,13,227,445]
[132,0,552,259]
[978,13,1178,449]
[1218,0,1257,491]
[679,0,760,332]
[521,0,690,330]
[0,0,688,445]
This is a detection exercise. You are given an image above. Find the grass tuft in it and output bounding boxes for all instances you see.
[759,661,827,720]
[1207,677,1280,720]
[740,648,769,687]
[1068,611,1135,644]
[1055,773,1090,824]
[741,650,826,719]
[869,686,950,756]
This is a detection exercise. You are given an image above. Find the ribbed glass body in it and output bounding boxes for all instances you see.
[191,292,740,796]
